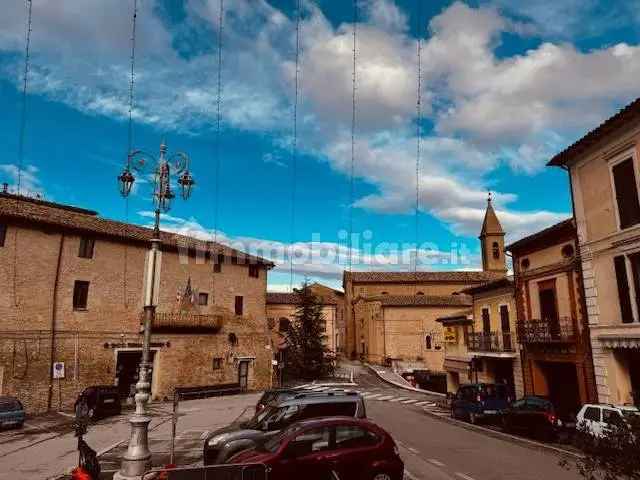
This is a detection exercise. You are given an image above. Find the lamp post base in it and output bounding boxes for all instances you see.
[113,415,152,480]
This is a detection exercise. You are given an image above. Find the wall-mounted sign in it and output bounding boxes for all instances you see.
[444,327,458,343]
[53,362,65,379]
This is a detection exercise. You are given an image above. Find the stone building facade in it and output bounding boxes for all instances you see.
[549,98,640,407]
[0,193,274,413]
[507,219,597,414]
[266,283,345,355]
[438,278,524,399]
[343,198,508,375]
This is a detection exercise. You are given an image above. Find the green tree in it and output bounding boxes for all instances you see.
[284,281,334,380]
[562,414,640,480]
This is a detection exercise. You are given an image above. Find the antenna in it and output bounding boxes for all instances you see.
[348,0,358,273]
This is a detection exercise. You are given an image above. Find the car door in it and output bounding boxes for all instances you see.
[507,399,527,430]
[273,426,335,480]
[581,406,602,437]
[331,425,382,480]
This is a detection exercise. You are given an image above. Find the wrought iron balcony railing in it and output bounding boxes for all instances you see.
[467,331,515,352]
[517,317,576,344]
[147,312,224,334]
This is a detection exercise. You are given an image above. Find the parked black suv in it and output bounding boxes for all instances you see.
[75,386,121,420]
[204,390,366,465]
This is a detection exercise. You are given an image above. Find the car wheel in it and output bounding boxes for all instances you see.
[88,408,95,420]
[371,471,393,480]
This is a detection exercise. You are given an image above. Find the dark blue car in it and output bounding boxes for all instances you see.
[451,383,510,424]
[0,396,25,429]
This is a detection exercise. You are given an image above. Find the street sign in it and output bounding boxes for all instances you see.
[53,362,65,379]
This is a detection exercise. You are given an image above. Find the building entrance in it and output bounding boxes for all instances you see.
[116,350,156,399]
[541,361,580,417]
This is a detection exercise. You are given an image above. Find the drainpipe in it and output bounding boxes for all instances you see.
[382,308,387,361]
[47,233,65,411]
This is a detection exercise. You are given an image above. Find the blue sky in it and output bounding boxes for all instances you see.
[1,0,640,290]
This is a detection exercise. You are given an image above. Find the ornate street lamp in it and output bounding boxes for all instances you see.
[115,140,194,480]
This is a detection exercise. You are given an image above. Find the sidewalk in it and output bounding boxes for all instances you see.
[366,364,446,397]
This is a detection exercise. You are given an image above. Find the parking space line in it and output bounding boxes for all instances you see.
[390,397,408,402]
[200,430,210,439]
[401,399,418,404]
[408,446,420,454]
[363,393,382,399]
[455,473,475,480]
[427,459,445,467]
[376,395,396,401]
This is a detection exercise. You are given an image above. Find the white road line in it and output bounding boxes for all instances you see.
[390,397,409,403]
[376,395,396,401]
[200,430,210,439]
[420,402,437,408]
[401,399,418,404]
[363,393,382,399]
[414,401,431,406]
[408,446,420,454]
[404,469,419,480]
[455,473,476,480]
[428,459,445,467]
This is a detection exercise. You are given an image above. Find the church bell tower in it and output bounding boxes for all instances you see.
[479,193,507,273]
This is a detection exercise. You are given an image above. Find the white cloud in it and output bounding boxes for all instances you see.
[0,1,627,244]
[0,164,44,198]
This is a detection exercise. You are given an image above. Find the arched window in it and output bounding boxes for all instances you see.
[521,258,530,270]
[561,244,575,258]
[425,335,432,349]
[492,242,500,259]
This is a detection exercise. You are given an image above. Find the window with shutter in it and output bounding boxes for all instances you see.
[0,223,6,247]
[629,253,640,322]
[614,255,634,323]
[213,253,224,273]
[612,158,640,229]
[73,281,90,310]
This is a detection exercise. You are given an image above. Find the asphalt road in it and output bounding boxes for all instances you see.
[353,367,583,480]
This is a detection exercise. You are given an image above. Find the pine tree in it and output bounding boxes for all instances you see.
[284,281,334,380]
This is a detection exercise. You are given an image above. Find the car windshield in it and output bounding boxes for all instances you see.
[242,406,278,429]
[621,409,640,420]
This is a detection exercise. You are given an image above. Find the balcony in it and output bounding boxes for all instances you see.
[517,317,576,344]
[468,331,515,353]
[147,312,224,334]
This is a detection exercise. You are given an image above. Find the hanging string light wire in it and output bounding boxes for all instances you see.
[289,0,301,291]
[414,0,422,291]
[12,0,34,307]
[348,0,358,274]
[122,0,138,308]
[211,0,224,300]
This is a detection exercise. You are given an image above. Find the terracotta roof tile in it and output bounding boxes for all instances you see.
[360,294,472,307]
[506,218,574,252]
[0,193,273,266]
[344,270,503,284]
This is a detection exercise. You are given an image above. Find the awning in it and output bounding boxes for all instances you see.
[598,334,640,349]
[443,357,471,373]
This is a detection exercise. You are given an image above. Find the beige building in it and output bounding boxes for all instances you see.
[266,283,345,355]
[549,98,640,407]
[507,219,597,414]
[437,277,523,398]
[0,193,274,413]
[343,198,508,380]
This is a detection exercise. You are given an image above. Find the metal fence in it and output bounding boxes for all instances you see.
[467,331,514,352]
[517,317,576,343]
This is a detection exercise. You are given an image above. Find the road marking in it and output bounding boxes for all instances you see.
[414,401,432,406]
[200,430,210,439]
[455,473,476,480]
[428,459,445,467]
[376,395,395,401]
[401,399,418,404]
[57,411,75,418]
[363,393,382,399]
[390,397,409,402]
[408,446,420,454]
[404,469,419,480]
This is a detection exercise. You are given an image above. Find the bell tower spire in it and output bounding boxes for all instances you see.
[479,192,507,273]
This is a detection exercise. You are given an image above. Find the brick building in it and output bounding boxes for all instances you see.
[266,283,345,355]
[343,198,508,376]
[507,219,597,414]
[0,193,274,413]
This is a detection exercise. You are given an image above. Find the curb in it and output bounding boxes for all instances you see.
[366,364,446,398]
[420,408,583,460]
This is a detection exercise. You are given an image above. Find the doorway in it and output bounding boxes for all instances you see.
[116,350,156,399]
[238,360,250,391]
[541,361,580,417]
